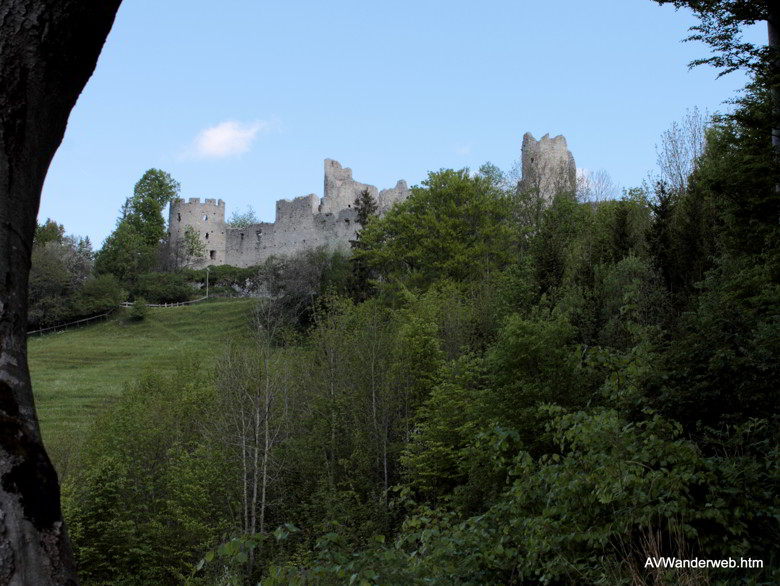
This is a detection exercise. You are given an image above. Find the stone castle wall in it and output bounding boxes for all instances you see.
[169,133,574,269]
[321,159,409,215]
[169,160,410,269]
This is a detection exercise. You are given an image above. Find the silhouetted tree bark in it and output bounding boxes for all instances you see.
[0,1,121,583]
[770,9,780,166]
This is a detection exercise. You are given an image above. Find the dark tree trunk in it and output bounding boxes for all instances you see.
[769,5,780,193]
[0,1,121,584]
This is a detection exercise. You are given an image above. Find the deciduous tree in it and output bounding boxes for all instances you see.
[29,231,93,329]
[179,225,207,268]
[97,169,180,281]
[212,304,294,575]
[654,107,709,193]
[354,169,515,290]
[94,220,156,285]
[227,205,258,229]
[123,168,180,247]
[652,0,780,186]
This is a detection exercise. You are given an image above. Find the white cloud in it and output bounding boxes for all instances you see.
[185,119,274,159]
[454,143,471,156]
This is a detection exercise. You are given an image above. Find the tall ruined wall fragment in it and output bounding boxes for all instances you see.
[377,180,409,214]
[520,132,576,202]
[321,159,378,215]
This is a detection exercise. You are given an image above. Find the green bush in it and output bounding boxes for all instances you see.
[181,264,262,297]
[74,274,125,315]
[129,298,148,321]
[131,272,192,304]
[64,363,233,585]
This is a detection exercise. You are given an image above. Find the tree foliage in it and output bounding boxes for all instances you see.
[34,218,66,246]
[181,225,206,266]
[28,221,104,329]
[124,168,180,247]
[652,1,776,75]
[227,205,259,229]
[64,362,234,585]
[95,169,180,286]
[94,221,157,285]
[654,106,710,193]
[354,169,515,290]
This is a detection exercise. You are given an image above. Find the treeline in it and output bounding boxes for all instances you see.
[28,221,122,330]
[28,216,202,330]
[31,169,212,329]
[29,219,350,331]
[60,81,778,585]
[28,169,187,329]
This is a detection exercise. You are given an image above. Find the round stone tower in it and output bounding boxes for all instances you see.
[168,197,226,267]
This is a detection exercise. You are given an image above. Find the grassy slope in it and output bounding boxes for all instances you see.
[29,298,255,459]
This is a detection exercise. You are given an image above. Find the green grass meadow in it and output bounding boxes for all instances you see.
[28,298,256,468]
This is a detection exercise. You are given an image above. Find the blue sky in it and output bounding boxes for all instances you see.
[40,0,766,247]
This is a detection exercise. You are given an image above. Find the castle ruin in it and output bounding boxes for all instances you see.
[520,132,576,202]
[169,133,575,269]
[168,159,409,269]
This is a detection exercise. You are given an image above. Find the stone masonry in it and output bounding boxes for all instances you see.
[169,133,574,269]
[168,159,410,269]
[520,132,576,203]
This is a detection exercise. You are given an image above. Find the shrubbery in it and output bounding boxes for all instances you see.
[181,264,262,297]
[74,274,125,315]
[129,297,148,321]
[131,272,192,304]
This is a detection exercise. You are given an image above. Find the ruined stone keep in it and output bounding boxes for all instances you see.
[169,133,575,269]
[520,132,576,203]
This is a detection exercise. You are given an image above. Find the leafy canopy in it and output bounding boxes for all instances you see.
[652,1,775,75]
[96,169,180,284]
[123,168,180,247]
[354,168,515,289]
[227,205,258,228]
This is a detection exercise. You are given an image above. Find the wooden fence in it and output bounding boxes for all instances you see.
[28,296,210,336]
[27,312,113,336]
[118,296,208,308]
